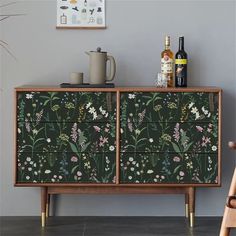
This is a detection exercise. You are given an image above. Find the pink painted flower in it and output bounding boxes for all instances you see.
[173,123,180,142]
[105,128,109,132]
[93,126,101,132]
[201,136,211,147]
[71,156,78,162]
[179,171,185,177]
[77,171,82,177]
[173,156,181,162]
[196,126,203,132]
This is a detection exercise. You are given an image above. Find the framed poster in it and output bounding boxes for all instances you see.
[57,0,106,29]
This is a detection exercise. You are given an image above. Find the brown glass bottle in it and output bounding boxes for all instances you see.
[161,36,174,87]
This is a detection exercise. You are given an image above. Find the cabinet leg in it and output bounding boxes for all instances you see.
[46,194,50,218]
[189,187,195,228]
[185,193,189,218]
[41,187,47,227]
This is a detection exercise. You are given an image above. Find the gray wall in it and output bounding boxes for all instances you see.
[0,0,236,216]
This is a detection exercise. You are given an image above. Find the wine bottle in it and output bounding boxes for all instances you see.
[161,36,174,87]
[175,37,188,87]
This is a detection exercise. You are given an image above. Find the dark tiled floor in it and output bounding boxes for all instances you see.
[1,216,236,236]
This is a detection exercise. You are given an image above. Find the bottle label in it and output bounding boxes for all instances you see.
[175,59,187,64]
[161,55,173,73]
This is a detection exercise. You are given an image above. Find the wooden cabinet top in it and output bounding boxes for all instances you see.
[15,86,222,92]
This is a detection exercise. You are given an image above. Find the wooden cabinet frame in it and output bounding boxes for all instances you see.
[14,87,222,227]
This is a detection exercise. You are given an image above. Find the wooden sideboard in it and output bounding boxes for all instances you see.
[14,87,222,227]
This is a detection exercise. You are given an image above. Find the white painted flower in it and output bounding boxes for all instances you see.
[212,146,217,151]
[89,107,96,114]
[128,176,132,180]
[32,129,38,135]
[86,102,92,109]
[137,171,140,175]
[45,170,51,174]
[195,112,200,120]
[147,170,154,174]
[120,128,124,134]
[109,146,115,151]
[77,171,82,177]
[26,176,30,180]
[191,107,198,114]
[18,128,21,134]
[135,129,141,135]
[188,102,194,109]
[51,178,55,182]
[28,167,32,171]
[129,113,133,117]
[129,157,134,162]
[47,138,51,143]
[26,157,31,162]
[26,94,33,99]
[149,138,154,143]
[93,112,98,120]
[207,113,211,118]
[131,167,134,171]
[128,94,136,99]
[202,106,209,115]
[59,176,63,179]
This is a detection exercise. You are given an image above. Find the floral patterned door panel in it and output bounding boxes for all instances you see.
[16,91,116,184]
[120,92,219,184]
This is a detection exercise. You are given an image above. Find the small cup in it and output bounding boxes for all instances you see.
[70,72,83,84]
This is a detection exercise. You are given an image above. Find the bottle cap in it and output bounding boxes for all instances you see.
[165,36,170,46]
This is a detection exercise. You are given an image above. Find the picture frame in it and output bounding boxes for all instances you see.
[56,0,106,29]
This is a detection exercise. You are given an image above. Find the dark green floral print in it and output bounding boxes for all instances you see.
[120,92,219,184]
[16,90,220,185]
[120,153,218,184]
[17,92,116,184]
[18,152,116,183]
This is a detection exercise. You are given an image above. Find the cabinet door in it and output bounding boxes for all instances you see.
[16,91,117,184]
[120,91,220,184]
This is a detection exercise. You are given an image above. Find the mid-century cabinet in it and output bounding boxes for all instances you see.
[14,87,222,227]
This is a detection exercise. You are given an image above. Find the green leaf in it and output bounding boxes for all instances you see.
[70,142,78,153]
[173,165,182,174]
[172,142,181,153]
[136,138,147,145]
[43,100,50,106]
[81,142,90,152]
[71,165,79,174]
[52,97,60,100]
[183,142,193,152]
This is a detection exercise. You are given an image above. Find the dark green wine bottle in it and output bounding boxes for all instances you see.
[175,37,188,87]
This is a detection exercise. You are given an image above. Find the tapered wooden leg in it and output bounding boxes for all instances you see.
[185,193,189,218]
[46,194,50,218]
[41,187,47,227]
[189,187,195,228]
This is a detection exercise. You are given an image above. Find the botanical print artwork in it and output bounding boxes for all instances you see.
[17,92,116,183]
[120,153,218,184]
[16,91,220,185]
[57,0,106,28]
[18,152,116,183]
[120,92,219,184]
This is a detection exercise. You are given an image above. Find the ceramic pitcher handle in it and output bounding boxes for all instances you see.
[106,55,116,82]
